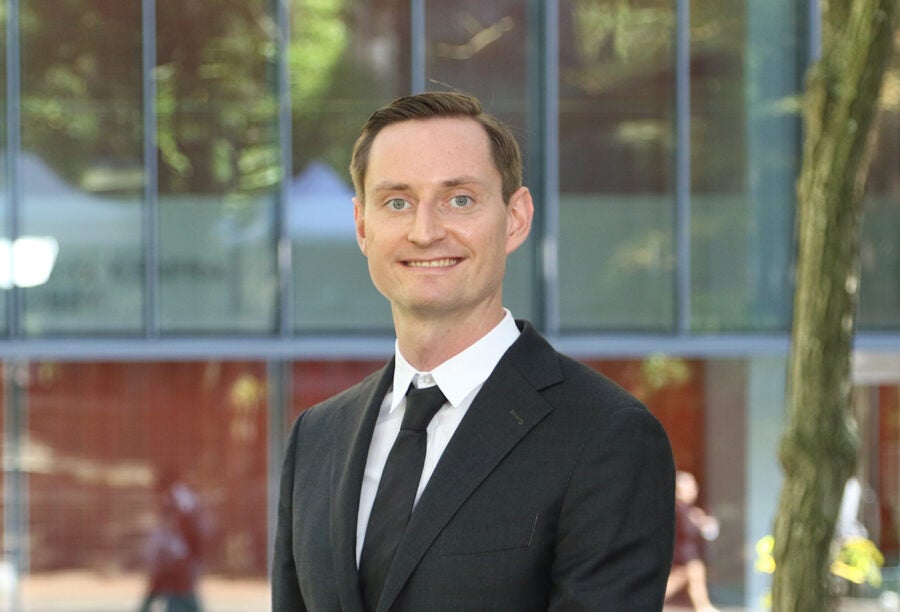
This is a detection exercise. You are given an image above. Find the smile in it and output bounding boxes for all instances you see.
[405,258,460,268]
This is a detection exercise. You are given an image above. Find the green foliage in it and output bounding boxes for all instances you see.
[640,354,690,391]
[290,0,348,105]
[17,0,285,197]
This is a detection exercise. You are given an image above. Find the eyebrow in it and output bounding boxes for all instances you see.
[370,181,411,194]
[440,176,481,188]
[370,176,482,194]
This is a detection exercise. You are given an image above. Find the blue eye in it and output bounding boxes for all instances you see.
[388,198,409,210]
[450,195,471,207]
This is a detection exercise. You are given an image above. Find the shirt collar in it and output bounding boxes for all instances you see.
[391,309,520,412]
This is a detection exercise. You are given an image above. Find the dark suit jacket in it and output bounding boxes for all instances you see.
[272,321,675,611]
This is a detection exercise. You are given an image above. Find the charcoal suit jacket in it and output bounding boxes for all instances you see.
[272,321,675,611]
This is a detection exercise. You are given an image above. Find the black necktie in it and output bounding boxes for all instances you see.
[359,384,446,611]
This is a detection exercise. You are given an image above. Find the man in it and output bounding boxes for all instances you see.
[273,91,675,611]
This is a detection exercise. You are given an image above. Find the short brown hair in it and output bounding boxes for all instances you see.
[350,91,523,203]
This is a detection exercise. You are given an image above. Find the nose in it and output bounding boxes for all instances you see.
[407,202,446,245]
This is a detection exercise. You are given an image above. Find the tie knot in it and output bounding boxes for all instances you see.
[401,385,446,432]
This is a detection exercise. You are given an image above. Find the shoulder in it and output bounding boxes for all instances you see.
[553,352,644,414]
[511,320,649,418]
[509,323,671,462]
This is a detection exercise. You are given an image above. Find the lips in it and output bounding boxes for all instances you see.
[404,258,461,268]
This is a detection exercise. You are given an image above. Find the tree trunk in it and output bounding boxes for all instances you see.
[771,1,896,611]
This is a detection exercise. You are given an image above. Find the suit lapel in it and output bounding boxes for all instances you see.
[377,324,564,611]
[330,360,395,612]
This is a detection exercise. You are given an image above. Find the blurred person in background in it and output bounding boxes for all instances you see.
[666,470,720,612]
[138,469,208,612]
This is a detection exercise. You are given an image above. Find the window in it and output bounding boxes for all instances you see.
[859,22,900,330]
[558,0,676,331]
[157,0,280,333]
[19,0,144,334]
[20,361,269,609]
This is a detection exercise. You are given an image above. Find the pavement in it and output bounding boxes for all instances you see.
[3,571,895,611]
[6,571,269,611]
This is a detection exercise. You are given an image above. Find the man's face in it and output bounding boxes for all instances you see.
[353,117,532,324]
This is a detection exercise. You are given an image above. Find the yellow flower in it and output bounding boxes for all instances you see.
[755,535,776,574]
[755,534,884,588]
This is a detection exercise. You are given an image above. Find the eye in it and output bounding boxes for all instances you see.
[387,198,410,211]
[450,195,472,208]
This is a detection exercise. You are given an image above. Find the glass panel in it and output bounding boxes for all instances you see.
[558,0,676,331]
[22,361,269,610]
[859,22,900,330]
[0,366,5,588]
[877,384,900,565]
[157,0,279,333]
[19,0,144,334]
[289,1,403,332]
[291,358,386,421]
[425,1,536,322]
[691,2,802,332]
[0,1,7,334]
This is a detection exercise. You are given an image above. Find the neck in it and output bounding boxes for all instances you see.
[394,308,506,371]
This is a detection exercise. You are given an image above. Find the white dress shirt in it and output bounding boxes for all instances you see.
[355,310,521,565]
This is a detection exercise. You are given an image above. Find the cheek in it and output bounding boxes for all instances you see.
[363,234,397,274]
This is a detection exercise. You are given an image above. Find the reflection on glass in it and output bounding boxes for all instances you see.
[876,385,900,562]
[0,4,7,334]
[691,1,801,332]
[157,0,279,333]
[0,236,59,289]
[859,26,900,330]
[21,361,269,610]
[425,0,535,322]
[689,2,749,332]
[558,0,676,331]
[19,0,144,334]
[292,359,386,420]
[290,0,404,332]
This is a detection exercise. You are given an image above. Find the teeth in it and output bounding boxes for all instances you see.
[406,258,458,268]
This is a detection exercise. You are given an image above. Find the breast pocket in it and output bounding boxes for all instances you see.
[439,510,540,556]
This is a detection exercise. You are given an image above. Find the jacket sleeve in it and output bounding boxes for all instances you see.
[271,413,308,612]
[549,405,675,611]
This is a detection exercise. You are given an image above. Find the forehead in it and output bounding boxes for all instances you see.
[365,117,497,187]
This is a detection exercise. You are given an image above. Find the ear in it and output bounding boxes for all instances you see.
[505,187,534,255]
[353,196,367,256]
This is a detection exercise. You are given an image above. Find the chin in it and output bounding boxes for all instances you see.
[402,298,460,317]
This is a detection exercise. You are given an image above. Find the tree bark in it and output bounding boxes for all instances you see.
[771,1,896,610]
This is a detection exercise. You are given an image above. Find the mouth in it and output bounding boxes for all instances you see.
[403,258,461,268]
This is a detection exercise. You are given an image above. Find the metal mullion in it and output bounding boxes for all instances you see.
[269,1,295,572]
[6,0,22,338]
[3,6,25,609]
[410,0,426,93]
[141,0,160,337]
[275,0,293,335]
[807,0,821,63]
[526,0,560,336]
[675,0,691,334]
[266,358,291,574]
[2,362,27,612]
[541,0,560,336]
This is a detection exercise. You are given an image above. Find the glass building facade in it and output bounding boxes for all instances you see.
[0,1,898,609]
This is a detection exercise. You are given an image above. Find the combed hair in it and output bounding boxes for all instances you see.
[349,91,523,204]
